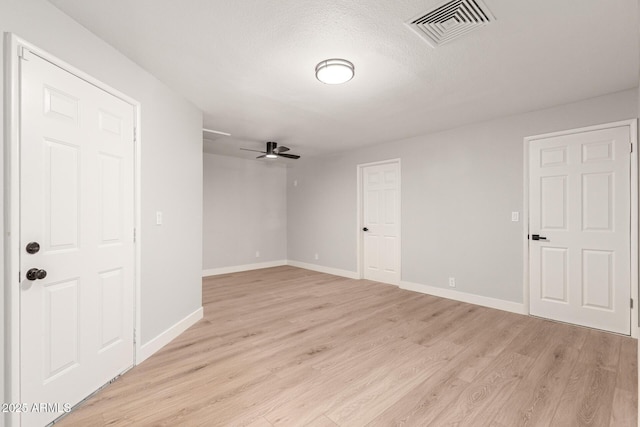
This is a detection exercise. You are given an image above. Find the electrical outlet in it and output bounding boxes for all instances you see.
[448,277,456,287]
[156,211,163,225]
[255,251,260,258]
[314,253,319,260]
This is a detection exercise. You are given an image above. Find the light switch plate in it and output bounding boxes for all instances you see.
[511,211,519,222]
[156,211,163,225]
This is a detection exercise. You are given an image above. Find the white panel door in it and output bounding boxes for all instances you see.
[20,49,135,426]
[362,162,401,285]
[529,125,631,334]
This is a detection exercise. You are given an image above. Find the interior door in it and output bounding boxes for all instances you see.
[529,125,631,334]
[362,161,401,285]
[19,48,135,426]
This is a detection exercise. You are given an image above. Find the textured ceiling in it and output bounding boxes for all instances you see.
[50,0,639,159]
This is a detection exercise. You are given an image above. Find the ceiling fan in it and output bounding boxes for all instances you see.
[240,141,300,160]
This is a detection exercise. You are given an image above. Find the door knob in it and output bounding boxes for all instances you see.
[363,227,369,232]
[26,242,40,254]
[531,234,547,241]
[26,268,47,281]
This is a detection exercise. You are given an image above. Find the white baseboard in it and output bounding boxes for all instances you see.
[202,260,287,277]
[201,263,524,316]
[286,260,359,280]
[400,281,527,315]
[136,307,203,364]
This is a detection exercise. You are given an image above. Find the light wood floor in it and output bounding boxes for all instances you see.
[60,266,637,426]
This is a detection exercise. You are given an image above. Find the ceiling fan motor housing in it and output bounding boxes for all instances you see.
[239,141,299,159]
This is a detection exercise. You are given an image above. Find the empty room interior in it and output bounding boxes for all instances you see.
[2,0,640,426]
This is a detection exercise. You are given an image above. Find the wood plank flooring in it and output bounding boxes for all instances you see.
[59,266,637,426]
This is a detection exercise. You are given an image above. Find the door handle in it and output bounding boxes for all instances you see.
[26,268,47,281]
[531,234,547,241]
[362,227,369,232]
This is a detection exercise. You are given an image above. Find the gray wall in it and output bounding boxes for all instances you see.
[203,153,287,270]
[288,89,638,304]
[1,0,203,414]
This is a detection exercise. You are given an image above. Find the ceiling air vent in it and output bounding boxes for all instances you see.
[406,0,495,47]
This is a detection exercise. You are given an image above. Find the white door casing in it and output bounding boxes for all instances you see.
[361,161,401,285]
[19,48,135,426]
[528,125,631,335]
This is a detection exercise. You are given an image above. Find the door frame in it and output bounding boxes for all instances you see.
[356,158,402,284]
[3,34,142,425]
[522,119,639,338]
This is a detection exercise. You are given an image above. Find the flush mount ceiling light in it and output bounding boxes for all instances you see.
[315,59,355,84]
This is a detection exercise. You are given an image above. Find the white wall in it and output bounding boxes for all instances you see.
[288,89,638,304]
[203,153,287,272]
[1,0,203,417]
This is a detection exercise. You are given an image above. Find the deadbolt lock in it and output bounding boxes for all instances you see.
[26,242,40,254]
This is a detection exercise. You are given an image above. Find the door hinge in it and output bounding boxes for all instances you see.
[18,46,29,60]
[133,228,136,243]
[133,127,137,142]
[631,298,634,309]
[630,143,633,153]
[133,328,137,345]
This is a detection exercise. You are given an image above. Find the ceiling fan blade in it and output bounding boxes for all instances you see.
[240,148,267,153]
[274,146,290,154]
[277,153,300,159]
[256,155,266,159]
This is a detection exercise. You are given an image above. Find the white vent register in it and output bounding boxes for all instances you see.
[406,0,495,47]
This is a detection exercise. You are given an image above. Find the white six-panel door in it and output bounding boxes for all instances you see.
[20,49,135,426]
[529,125,631,334]
[362,161,401,285]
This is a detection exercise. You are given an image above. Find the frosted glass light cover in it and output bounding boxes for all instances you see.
[315,59,355,84]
